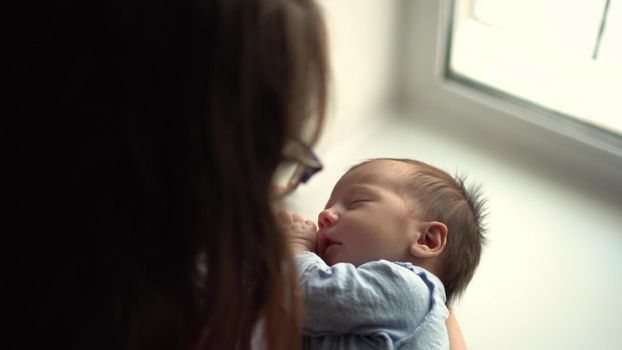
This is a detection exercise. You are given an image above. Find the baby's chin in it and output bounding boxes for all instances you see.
[319,250,339,266]
[320,245,371,267]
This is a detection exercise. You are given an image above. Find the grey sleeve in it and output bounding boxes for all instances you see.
[294,252,430,337]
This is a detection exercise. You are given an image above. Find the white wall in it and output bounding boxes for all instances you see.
[289,1,622,349]
[314,0,401,154]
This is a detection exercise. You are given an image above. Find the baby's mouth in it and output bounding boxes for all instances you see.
[317,231,342,257]
[324,238,342,252]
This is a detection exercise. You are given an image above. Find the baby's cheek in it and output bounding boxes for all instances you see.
[316,233,328,255]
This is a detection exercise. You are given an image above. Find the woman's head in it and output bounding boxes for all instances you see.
[6,0,329,349]
[189,1,329,348]
[199,0,329,184]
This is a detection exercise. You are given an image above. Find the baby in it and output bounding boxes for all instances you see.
[281,158,486,349]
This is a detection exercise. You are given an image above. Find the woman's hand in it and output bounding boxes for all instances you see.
[277,210,318,254]
[446,307,468,350]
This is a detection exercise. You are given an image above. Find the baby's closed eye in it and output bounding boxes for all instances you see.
[348,195,371,207]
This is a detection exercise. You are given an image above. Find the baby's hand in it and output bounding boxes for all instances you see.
[277,210,318,254]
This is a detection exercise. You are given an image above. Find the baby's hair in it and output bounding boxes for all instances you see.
[351,158,487,305]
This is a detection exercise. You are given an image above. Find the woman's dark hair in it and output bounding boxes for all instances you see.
[4,0,328,349]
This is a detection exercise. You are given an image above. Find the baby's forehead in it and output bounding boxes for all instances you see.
[338,160,414,189]
[325,160,420,209]
[345,159,413,180]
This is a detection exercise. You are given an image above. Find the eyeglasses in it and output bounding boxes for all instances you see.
[273,140,323,197]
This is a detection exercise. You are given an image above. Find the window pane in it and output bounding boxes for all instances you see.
[449,0,622,137]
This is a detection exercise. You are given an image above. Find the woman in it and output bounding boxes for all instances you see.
[4,0,466,348]
[5,0,327,349]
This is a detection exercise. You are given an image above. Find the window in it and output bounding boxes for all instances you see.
[447,0,622,142]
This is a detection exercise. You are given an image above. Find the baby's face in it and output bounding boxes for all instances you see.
[317,160,422,266]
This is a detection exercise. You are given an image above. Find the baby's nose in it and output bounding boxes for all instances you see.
[318,209,338,229]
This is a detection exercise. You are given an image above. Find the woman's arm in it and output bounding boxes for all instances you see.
[446,308,467,350]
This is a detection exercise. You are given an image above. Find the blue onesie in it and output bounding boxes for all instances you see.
[295,251,449,350]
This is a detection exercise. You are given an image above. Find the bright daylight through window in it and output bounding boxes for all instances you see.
[447,0,622,143]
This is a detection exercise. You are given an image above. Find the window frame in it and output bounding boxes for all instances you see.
[445,0,622,150]
[402,0,622,178]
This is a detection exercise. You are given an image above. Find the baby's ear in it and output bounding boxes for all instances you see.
[410,221,448,258]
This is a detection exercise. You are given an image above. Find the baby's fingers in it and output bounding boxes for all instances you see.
[304,219,318,230]
[276,210,293,222]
